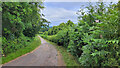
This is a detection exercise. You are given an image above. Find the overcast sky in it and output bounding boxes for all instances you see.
[42,1,118,26]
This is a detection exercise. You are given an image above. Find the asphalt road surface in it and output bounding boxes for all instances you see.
[2,36,65,66]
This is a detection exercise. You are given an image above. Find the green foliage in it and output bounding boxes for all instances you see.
[2,2,47,38]
[2,36,41,64]
[43,20,74,35]
[2,35,32,56]
[41,2,120,66]
[45,39,80,66]
[2,2,48,56]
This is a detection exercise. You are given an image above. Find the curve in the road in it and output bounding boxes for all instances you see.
[3,36,65,66]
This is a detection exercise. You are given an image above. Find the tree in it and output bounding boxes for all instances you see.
[66,20,74,27]
[2,2,48,38]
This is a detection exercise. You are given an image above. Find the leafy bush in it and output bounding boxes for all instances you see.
[2,35,32,56]
[2,2,48,56]
[43,20,74,35]
[41,2,120,66]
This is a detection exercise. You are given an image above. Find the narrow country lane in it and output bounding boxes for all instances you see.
[2,36,65,66]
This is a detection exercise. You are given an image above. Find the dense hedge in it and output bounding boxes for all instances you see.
[41,2,120,66]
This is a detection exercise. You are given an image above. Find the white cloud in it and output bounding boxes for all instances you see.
[42,7,78,26]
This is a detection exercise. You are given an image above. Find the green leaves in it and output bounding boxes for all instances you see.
[41,2,120,66]
[2,2,48,55]
[107,40,119,44]
[91,50,109,56]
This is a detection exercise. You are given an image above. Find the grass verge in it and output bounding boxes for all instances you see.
[2,36,41,64]
[44,38,80,66]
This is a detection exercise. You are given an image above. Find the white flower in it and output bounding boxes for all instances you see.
[95,20,100,23]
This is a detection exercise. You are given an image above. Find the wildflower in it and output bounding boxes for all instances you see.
[95,20,100,23]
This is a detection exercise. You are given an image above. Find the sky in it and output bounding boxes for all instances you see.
[41,1,118,26]
[44,0,118,2]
